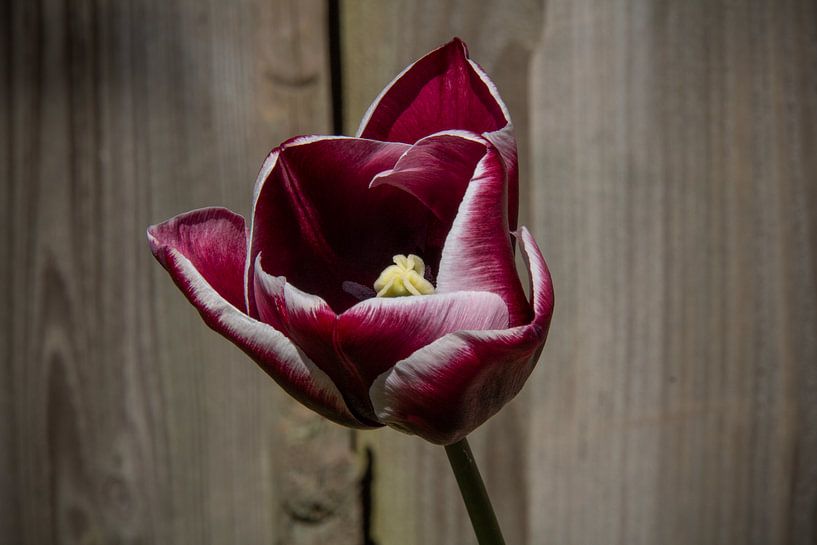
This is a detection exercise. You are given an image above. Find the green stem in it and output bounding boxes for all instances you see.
[444,437,506,545]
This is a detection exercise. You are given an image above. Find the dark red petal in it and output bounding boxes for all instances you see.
[246,136,443,315]
[435,144,531,326]
[369,227,554,444]
[357,38,507,146]
[147,208,366,428]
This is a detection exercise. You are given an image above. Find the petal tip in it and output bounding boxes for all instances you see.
[145,224,158,245]
[449,36,469,55]
[145,225,166,263]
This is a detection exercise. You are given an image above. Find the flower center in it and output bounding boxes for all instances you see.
[373,254,435,297]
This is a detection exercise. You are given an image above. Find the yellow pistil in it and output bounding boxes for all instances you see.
[373,254,435,297]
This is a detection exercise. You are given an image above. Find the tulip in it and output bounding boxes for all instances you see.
[147,38,554,447]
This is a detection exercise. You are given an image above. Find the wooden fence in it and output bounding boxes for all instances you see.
[2,1,815,544]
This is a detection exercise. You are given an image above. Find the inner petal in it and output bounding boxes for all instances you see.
[249,137,446,314]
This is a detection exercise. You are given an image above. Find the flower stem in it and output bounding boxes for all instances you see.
[444,437,506,545]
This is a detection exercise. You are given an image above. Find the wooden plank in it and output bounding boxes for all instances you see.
[529,1,817,544]
[341,2,545,545]
[343,0,817,544]
[0,1,361,543]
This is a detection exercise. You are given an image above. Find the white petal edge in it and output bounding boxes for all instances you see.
[466,58,513,126]
[340,289,509,332]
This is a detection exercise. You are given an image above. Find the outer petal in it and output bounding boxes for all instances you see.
[246,135,444,314]
[357,38,519,229]
[147,208,365,428]
[435,143,531,326]
[369,227,554,444]
[335,291,509,420]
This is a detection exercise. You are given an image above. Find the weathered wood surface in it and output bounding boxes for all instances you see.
[342,1,817,545]
[0,1,361,544]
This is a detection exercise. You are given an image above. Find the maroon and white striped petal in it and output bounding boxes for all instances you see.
[335,290,509,421]
[369,227,555,445]
[253,256,378,425]
[435,144,531,326]
[246,136,443,315]
[357,38,519,229]
[147,208,365,428]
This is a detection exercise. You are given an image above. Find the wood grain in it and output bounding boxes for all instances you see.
[342,1,817,544]
[0,1,360,543]
[530,1,817,543]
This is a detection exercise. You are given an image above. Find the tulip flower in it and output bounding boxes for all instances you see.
[148,38,554,544]
[148,37,553,444]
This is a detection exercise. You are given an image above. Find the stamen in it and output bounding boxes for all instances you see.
[373,254,435,297]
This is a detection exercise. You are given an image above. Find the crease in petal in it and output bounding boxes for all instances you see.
[369,227,554,444]
[148,216,365,428]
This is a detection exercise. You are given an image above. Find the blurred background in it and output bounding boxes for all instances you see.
[2,0,816,544]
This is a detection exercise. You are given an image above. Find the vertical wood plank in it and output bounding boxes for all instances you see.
[342,2,545,544]
[0,1,361,543]
[529,1,817,544]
